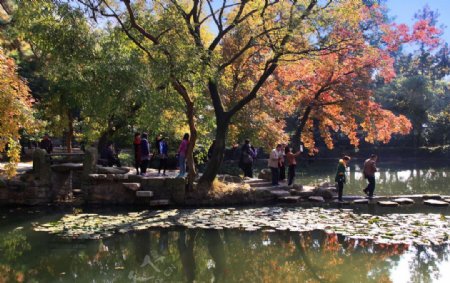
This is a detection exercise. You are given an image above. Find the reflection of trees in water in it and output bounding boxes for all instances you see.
[407,245,450,283]
[2,228,450,282]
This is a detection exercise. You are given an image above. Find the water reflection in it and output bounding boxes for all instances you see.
[298,160,450,195]
[1,227,450,282]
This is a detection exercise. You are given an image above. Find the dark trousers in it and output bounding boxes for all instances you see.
[242,163,253,178]
[366,176,376,197]
[159,158,167,174]
[140,159,149,174]
[107,158,121,167]
[337,181,344,201]
[288,165,296,186]
[279,165,286,181]
[270,167,279,186]
[135,159,140,175]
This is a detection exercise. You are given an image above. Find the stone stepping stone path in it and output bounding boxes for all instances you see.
[424,199,449,207]
[308,196,325,202]
[377,201,399,207]
[423,194,442,200]
[353,199,369,204]
[394,198,415,204]
[34,207,450,246]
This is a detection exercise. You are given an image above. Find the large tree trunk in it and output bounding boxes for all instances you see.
[292,106,312,150]
[198,117,229,191]
[66,110,74,153]
[185,101,197,191]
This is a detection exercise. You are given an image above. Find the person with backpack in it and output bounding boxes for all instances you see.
[363,154,378,198]
[335,155,351,202]
[239,139,255,178]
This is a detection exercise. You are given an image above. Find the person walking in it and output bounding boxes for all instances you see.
[268,144,282,186]
[335,155,351,202]
[39,134,53,154]
[133,132,141,175]
[286,146,301,186]
[363,154,378,198]
[158,136,168,176]
[279,144,286,181]
[177,133,189,177]
[239,139,255,178]
[140,133,151,176]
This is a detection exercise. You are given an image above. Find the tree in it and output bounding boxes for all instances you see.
[0,48,37,177]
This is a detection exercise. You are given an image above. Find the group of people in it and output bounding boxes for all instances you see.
[268,144,302,186]
[133,132,190,177]
[335,154,378,202]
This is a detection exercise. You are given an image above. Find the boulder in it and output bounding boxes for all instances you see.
[32,148,51,185]
[167,178,186,204]
[123,183,141,191]
[83,147,98,177]
[150,199,170,206]
[393,198,415,204]
[424,199,449,207]
[258,169,272,181]
[308,196,325,202]
[377,201,399,207]
[313,187,336,200]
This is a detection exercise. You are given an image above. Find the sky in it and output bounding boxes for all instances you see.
[387,0,450,44]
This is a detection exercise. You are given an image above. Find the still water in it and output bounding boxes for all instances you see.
[296,158,450,196]
[1,206,450,283]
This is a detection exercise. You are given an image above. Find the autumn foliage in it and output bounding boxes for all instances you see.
[0,48,36,177]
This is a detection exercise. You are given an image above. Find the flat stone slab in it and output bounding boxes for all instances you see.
[308,196,325,202]
[136,191,153,197]
[51,163,83,172]
[123,183,141,192]
[394,198,415,204]
[270,190,291,198]
[422,194,442,200]
[424,199,449,207]
[149,199,170,206]
[278,196,301,203]
[96,166,130,174]
[377,201,399,207]
[353,199,369,204]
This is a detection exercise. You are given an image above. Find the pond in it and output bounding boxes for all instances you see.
[295,158,450,196]
[1,206,450,282]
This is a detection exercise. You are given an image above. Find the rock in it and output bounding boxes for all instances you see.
[377,201,399,207]
[167,178,186,204]
[257,169,272,181]
[422,194,442,200]
[250,181,274,188]
[150,199,170,206]
[313,187,336,199]
[270,190,291,198]
[88,174,108,181]
[308,196,325,202]
[278,196,301,203]
[424,199,449,207]
[123,183,141,191]
[83,147,98,177]
[32,148,51,185]
[291,184,303,190]
[353,199,369,204]
[393,198,415,204]
[136,191,153,197]
[443,198,450,203]
[96,166,130,174]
